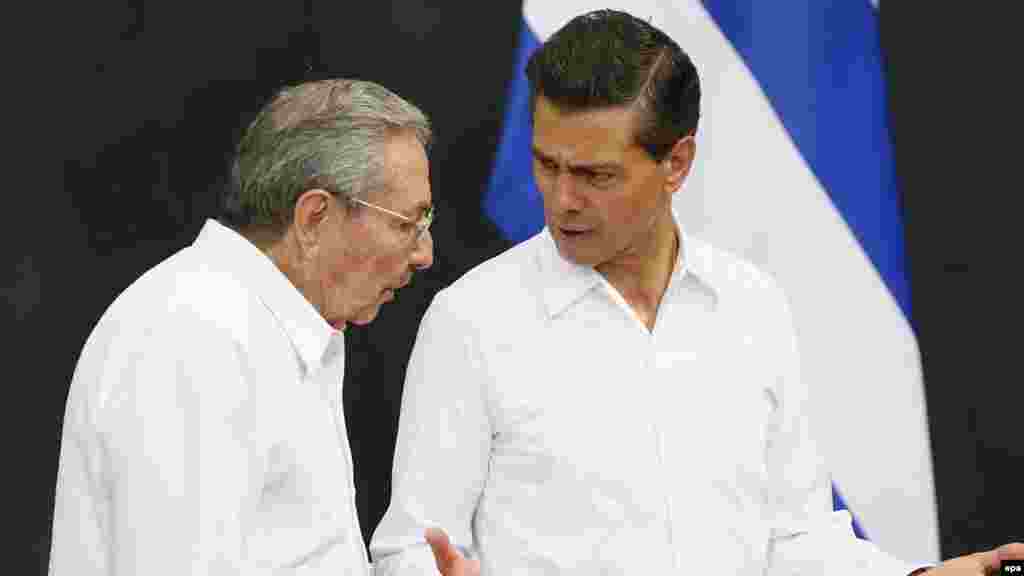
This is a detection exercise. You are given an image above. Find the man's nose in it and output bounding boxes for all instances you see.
[553,172,583,213]
[410,229,433,271]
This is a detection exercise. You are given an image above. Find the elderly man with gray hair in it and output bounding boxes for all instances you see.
[49,79,470,575]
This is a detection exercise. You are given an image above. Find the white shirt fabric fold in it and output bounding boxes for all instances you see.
[50,219,369,575]
[371,214,927,575]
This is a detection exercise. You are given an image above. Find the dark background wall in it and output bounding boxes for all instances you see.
[882,2,1023,558]
[17,1,1020,572]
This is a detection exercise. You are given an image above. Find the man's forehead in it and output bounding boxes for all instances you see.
[532,128,630,167]
[382,130,429,170]
[533,99,638,163]
[367,180,431,217]
[372,151,432,217]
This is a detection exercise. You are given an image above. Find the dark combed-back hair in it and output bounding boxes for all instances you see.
[525,9,701,161]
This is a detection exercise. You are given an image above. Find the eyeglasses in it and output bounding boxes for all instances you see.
[348,196,434,243]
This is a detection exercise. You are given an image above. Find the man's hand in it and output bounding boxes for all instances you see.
[918,542,1024,575]
[425,527,481,576]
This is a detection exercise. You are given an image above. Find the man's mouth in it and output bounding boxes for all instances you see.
[559,226,591,238]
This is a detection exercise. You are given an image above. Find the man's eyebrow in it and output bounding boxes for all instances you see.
[569,163,619,172]
[532,148,619,171]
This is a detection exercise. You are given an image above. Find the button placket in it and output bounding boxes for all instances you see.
[317,346,370,571]
[647,333,681,571]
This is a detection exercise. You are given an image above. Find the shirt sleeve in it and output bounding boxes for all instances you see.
[50,350,115,575]
[370,290,493,575]
[763,286,930,576]
[52,320,268,575]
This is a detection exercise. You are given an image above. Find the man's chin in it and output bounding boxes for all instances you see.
[349,310,380,326]
[349,300,386,326]
[343,289,399,326]
[555,241,602,268]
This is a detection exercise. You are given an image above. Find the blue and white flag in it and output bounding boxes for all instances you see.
[484,0,939,563]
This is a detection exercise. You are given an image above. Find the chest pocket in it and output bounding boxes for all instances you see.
[657,322,775,515]
[488,312,662,513]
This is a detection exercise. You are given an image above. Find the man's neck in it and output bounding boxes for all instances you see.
[262,233,328,323]
[596,215,679,331]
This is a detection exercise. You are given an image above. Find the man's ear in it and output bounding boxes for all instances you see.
[663,134,696,194]
[291,188,334,255]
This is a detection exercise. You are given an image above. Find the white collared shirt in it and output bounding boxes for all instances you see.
[50,219,369,575]
[371,215,926,575]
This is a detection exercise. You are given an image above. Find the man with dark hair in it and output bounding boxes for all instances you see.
[49,79,470,575]
[370,10,1021,575]
[525,8,700,164]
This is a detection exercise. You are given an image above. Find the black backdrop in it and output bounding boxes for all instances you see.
[20,1,1020,572]
[882,1,1023,558]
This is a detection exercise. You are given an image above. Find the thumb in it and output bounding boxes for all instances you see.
[425,527,460,572]
[970,547,1004,573]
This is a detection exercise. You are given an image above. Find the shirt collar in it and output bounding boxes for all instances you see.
[538,207,719,318]
[194,219,340,374]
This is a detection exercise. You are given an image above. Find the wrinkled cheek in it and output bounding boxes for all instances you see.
[319,255,360,316]
[325,263,349,287]
[371,252,405,282]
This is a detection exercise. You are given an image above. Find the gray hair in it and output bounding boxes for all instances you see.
[221,78,431,235]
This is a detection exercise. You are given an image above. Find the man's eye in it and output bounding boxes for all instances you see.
[589,173,615,185]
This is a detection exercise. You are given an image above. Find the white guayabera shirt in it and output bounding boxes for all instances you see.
[50,219,369,575]
[371,210,928,575]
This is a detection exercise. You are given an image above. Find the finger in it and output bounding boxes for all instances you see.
[973,548,1002,572]
[425,527,459,571]
[997,542,1024,563]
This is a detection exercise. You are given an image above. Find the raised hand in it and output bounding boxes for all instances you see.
[425,527,481,576]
